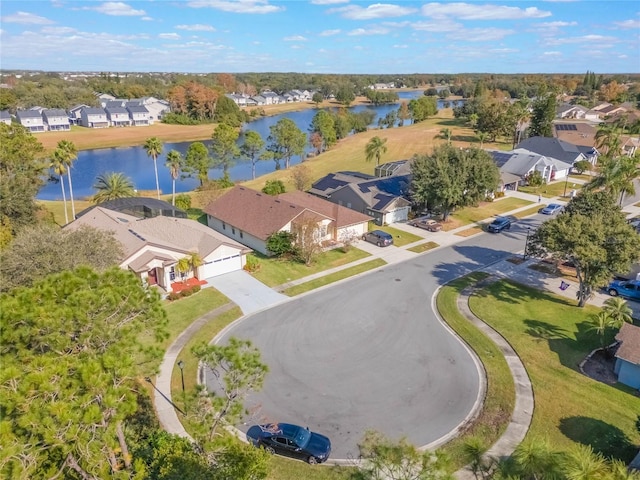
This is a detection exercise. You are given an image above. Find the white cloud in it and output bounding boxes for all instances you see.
[446,27,515,41]
[1,11,54,25]
[187,0,283,14]
[290,44,303,49]
[543,51,562,56]
[141,16,153,21]
[538,21,577,27]
[410,20,461,32]
[175,24,216,31]
[319,29,341,36]
[546,34,618,45]
[41,26,77,34]
[311,0,348,4]
[421,2,551,20]
[331,4,416,20]
[159,33,181,39]
[284,35,307,41]
[613,19,640,29]
[88,2,146,16]
[347,26,391,36]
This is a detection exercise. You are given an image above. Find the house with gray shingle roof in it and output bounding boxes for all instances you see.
[308,171,411,226]
[614,323,640,390]
[126,105,150,126]
[0,110,11,126]
[204,186,354,255]
[43,109,70,131]
[106,106,131,127]
[80,107,109,128]
[16,109,45,132]
[66,206,251,292]
[488,149,572,185]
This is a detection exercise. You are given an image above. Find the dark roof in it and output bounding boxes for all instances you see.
[356,174,411,197]
[126,105,149,113]
[106,106,129,114]
[0,110,11,119]
[16,110,43,119]
[309,171,376,196]
[76,197,187,220]
[43,109,68,118]
[488,150,514,168]
[83,107,106,115]
[516,136,583,163]
[105,100,126,108]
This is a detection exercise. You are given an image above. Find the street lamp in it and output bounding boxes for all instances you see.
[563,174,569,198]
[523,227,531,260]
[177,360,185,393]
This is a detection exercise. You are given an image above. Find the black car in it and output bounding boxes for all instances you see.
[246,423,331,464]
[487,216,512,233]
[362,230,394,247]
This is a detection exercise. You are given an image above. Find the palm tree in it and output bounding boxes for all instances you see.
[461,437,494,479]
[586,155,639,205]
[602,296,633,328]
[165,150,183,206]
[562,444,608,480]
[588,311,612,348]
[512,438,563,480]
[50,150,69,224]
[55,140,78,218]
[176,252,204,282]
[476,131,489,149]
[365,136,388,166]
[439,128,452,144]
[92,172,135,203]
[144,137,163,200]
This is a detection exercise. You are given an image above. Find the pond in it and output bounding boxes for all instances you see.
[37,93,463,200]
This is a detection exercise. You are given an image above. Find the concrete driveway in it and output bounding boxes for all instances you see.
[205,270,288,315]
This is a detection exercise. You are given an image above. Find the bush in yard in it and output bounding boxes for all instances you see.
[244,255,261,272]
[573,160,592,174]
[266,231,297,257]
[167,291,181,301]
[176,194,192,211]
[262,179,285,196]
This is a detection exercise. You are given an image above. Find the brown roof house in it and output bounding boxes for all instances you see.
[614,323,640,390]
[65,207,251,292]
[203,186,371,256]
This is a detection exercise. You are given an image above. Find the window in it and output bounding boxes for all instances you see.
[222,222,226,230]
[169,266,176,281]
[240,231,243,238]
[232,227,236,235]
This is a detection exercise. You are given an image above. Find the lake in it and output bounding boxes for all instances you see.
[37,92,462,200]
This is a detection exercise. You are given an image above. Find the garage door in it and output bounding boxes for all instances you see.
[200,254,242,278]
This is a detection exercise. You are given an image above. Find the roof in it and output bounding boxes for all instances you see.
[375,160,412,177]
[66,207,249,265]
[278,191,371,228]
[615,323,640,365]
[204,186,321,241]
[106,106,129,115]
[16,110,43,119]
[76,197,187,219]
[83,107,106,115]
[309,171,377,197]
[43,109,68,118]
[516,136,584,164]
[105,100,126,108]
[553,122,597,148]
[126,105,149,113]
[0,110,11,120]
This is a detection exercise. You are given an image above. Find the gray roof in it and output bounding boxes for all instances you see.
[126,105,149,114]
[16,110,43,119]
[0,110,11,120]
[76,197,186,220]
[105,100,126,108]
[43,109,68,118]
[105,106,129,115]
[516,136,584,164]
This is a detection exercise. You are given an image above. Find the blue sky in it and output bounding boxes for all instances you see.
[1,1,638,74]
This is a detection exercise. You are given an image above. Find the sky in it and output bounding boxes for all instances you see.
[0,1,638,74]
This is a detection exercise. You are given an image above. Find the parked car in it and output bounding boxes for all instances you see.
[362,230,394,247]
[539,203,564,215]
[607,279,640,301]
[487,216,512,233]
[409,217,443,232]
[246,423,331,464]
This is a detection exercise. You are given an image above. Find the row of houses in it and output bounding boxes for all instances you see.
[1,94,171,133]
[226,89,314,108]
[556,100,639,123]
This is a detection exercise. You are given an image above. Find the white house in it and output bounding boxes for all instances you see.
[16,110,45,133]
[126,105,150,126]
[80,107,109,128]
[43,109,71,131]
[105,106,131,127]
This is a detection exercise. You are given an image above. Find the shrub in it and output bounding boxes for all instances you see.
[262,180,286,196]
[494,191,505,198]
[244,255,261,272]
[175,194,192,211]
[167,291,181,301]
[266,231,296,257]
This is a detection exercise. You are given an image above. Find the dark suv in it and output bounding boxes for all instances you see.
[487,216,512,233]
[362,230,394,247]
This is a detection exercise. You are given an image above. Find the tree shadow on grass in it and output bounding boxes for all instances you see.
[559,416,637,462]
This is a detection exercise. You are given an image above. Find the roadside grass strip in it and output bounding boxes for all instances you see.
[407,241,439,253]
[369,225,423,246]
[519,180,583,199]
[512,205,544,219]
[436,273,515,470]
[442,197,533,232]
[454,226,484,237]
[469,280,640,461]
[282,258,387,296]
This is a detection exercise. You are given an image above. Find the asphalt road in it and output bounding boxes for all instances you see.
[208,216,544,460]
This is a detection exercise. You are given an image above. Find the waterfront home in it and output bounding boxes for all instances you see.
[126,105,150,126]
[106,106,131,127]
[80,107,109,128]
[43,109,71,131]
[16,109,45,133]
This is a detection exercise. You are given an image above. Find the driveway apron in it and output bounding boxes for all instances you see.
[205,270,288,315]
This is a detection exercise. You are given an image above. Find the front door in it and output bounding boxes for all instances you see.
[147,268,158,286]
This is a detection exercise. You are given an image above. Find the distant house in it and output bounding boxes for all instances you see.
[76,197,187,220]
[42,109,71,131]
[16,110,45,133]
[308,171,412,225]
[126,105,150,126]
[556,103,588,119]
[66,206,251,292]
[204,186,370,255]
[68,104,91,125]
[375,160,412,178]
[104,99,127,109]
[262,91,280,105]
[105,106,131,127]
[614,323,640,390]
[226,93,248,107]
[141,98,170,123]
[80,107,109,128]
[250,95,266,106]
[0,110,11,126]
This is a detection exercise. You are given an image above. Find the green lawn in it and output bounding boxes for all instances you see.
[282,258,386,296]
[468,280,640,461]
[518,179,583,199]
[435,274,515,469]
[249,248,372,287]
[442,197,533,231]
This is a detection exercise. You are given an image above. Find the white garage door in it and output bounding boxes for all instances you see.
[200,254,242,278]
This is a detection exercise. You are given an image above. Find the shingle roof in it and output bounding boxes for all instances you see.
[203,186,319,240]
[516,136,584,164]
[77,197,187,219]
[16,110,43,119]
[0,110,11,120]
[615,323,640,365]
[278,191,371,228]
[43,109,68,118]
[106,106,129,115]
[309,172,376,197]
[126,105,149,113]
[83,107,106,115]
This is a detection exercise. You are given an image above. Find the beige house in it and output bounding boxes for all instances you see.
[66,207,251,292]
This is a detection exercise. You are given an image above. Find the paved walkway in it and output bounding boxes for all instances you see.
[151,183,639,474]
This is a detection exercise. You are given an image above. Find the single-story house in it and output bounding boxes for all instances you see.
[556,103,588,119]
[75,197,187,220]
[308,171,412,226]
[204,186,368,256]
[614,323,640,390]
[65,206,251,292]
[488,149,573,184]
[43,109,71,131]
[126,105,150,126]
[516,136,590,168]
[0,110,11,126]
[16,109,45,133]
[80,107,109,128]
[375,159,412,178]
